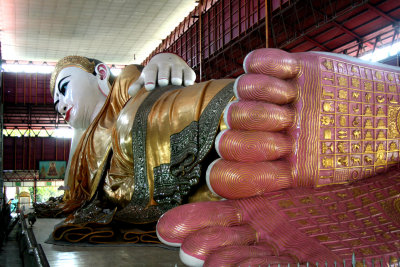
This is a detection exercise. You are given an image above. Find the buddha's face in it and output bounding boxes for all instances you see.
[53,67,107,129]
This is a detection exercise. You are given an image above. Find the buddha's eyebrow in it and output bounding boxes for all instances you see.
[57,75,71,91]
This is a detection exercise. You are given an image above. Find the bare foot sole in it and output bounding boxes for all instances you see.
[158,48,400,266]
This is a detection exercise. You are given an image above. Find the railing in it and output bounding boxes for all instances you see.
[17,210,49,267]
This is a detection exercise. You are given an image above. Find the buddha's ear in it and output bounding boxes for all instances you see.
[95,63,111,97]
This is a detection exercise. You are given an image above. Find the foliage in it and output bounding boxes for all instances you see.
[27,186,63,203]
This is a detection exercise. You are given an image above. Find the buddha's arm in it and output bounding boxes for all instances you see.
[128,53,196,96]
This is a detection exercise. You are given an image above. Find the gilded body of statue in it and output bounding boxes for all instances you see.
[45,49,399,265]
[47,53,231,242]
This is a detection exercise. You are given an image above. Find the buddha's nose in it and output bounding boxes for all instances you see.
[58,101,68,115]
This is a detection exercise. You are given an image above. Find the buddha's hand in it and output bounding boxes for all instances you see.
[128,53,196,96]
[207,48,400,199]
[157,171,400,266]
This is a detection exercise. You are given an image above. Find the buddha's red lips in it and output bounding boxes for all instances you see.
[65,108,72,122]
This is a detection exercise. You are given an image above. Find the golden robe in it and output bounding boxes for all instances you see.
[65,65,234,224]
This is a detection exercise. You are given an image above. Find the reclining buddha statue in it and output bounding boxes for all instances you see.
[44,48,399,265]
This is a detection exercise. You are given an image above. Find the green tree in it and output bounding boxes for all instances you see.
[28,186,63,203]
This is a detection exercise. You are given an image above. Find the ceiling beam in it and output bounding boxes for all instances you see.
[273,0,369,50]
[304,35,330,51]
[331,24,395,55]
[331,21,374,49]
[308,3,376,49]
[366,3,396,23]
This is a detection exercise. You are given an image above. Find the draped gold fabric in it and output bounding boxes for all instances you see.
[104,79,234,207]
[65,63,233,211]
[66,65,141,201]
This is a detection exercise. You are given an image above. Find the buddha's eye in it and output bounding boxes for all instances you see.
[59,81,69,96]
[57,75,71,96]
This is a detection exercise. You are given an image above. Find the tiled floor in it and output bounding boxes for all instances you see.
[33,218,185,267]
[0,214,185,267]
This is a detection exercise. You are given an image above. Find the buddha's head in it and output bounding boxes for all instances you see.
[50,56,113,129]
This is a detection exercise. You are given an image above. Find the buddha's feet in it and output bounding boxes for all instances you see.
[157,170,400,266]
[157,48,400,266]
[207,48,400,199]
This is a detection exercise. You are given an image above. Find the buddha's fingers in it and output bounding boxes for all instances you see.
[244,48,300,79]
[142,64,158,90]
[156,201,242,246]
[183,67,196,86]
[234,74,298,104]
[224,101,294,131]
[216,130,292,162]
[170,66,184,86]
[180,225,257,267]
[206,159,293,199]
[156,62,171,87]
